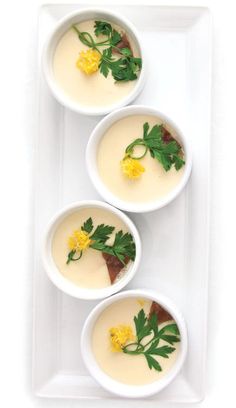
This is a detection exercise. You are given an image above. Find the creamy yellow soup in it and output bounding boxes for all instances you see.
[53,20,139,107]
[97,115,184,203]
[51,208,130,289]
[97,115,185,203]
[92,298,180,385]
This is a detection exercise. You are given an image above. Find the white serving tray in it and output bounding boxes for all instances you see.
[33,4,211,403]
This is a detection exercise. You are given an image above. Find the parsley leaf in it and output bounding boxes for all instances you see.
[99,51,142,82]
[174,154,185,170]
[81,217,93,234]
[159,323,180,335]
[99,47,113,78]
[112,57,141,82]
[112,231,136,261]
[145,345,176,357]
[93,230,136,264]
[120,47,133,57]
[148,311,159,336]
[94,21,112,37]
[66,217,136,267]
[90,224,115,243]
[134,308,146,337]
[158,335,180,345]
[143,123,162,142]
[145,354,162,371]
[73,21,142,83]
[110,29,121,45]
[144,123,185,171]
[99,59,110,78]
[122,308,181,372]
[134,308,154,342]
[125,122,185,172]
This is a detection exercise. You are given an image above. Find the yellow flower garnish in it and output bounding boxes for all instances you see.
[76,49,101,75]
[68,230,91,252]
[121,157,145,179]
[109,325,135,352]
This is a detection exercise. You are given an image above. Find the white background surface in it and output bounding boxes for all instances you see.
[0,0,234,407]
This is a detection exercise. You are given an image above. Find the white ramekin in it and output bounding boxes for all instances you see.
[42,8,146,116]
[86,105,192,213]
[81,289,188,398]
[42,200,141,300]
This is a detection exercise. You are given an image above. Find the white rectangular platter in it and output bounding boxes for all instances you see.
[33,4,211,403]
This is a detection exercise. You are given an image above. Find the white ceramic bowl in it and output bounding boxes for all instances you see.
[86,105,192,213]
[42,200,141,300]
[81,289,188,398]
[42,8,146,116]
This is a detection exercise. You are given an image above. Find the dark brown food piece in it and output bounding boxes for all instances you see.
[161,126,182,151]
[102,253,130,284]
[149,301,173,324]
[161,126,175,144]
[112,34,133,56]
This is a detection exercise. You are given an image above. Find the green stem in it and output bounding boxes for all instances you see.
[122,332,160,355]
[125,139,148,160]
[122,342,144,354]
[93,41,111,46]
[72,26,112,50]
[72,26,130,60]
[142,335,158,349]
[72,26,97,50]
[70,251,83,262]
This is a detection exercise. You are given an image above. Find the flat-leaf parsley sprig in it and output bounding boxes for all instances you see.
[72,21,142,81]
[121,122,185,179]
[67,217,136,265]
[109,308,180,371]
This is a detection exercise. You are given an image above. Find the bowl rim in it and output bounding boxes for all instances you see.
[81,288,188,398]
[41,200,142,300]
[42,7,147,116]
[86,105,192,213]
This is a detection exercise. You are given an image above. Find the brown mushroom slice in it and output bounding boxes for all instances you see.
[149,301,173,324]
[102,253,130,284]
[161,126,181,149]
[112,34,133,56]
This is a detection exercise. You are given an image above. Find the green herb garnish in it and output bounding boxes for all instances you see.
[72,20,142,82]
[67,217,136,265]
[123,122,185,173]
[110,309,180,371]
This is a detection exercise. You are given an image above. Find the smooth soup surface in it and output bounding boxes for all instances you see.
[97,115,184,203]
[52,208,129,289]
[92,297,180,385]
[53,20,139,107]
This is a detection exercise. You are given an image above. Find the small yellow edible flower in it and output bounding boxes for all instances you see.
[76,49,101,75]
[109,325,135,352]
[121,157,145,180]
[68,230,91,252]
